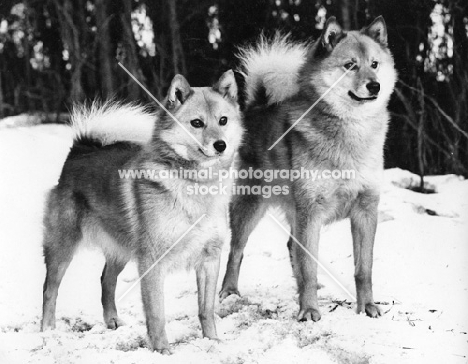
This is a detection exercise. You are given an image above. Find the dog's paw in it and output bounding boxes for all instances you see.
[40,319,56,332]
[364,303,382,318]
[40,323,55,332]
[205,336,222,344]
[219,288,241,302]
[156,348,173,355]
[105,317,126,330]
[297,307,321,322]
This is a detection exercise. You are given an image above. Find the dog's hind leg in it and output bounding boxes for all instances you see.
[41,246,75,331]
[196,248,221,340]
[350,191,382,318]
[41,192,82,331]
[101,257,129,329]
[219,193,266,301]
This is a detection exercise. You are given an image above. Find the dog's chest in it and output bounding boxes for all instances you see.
[152,177,230,245]
[171,177,231,219]
[138,182,230,271]
[294,121,385,206]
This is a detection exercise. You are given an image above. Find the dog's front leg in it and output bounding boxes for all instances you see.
[350,191,382,318]
[196,249,221,340]
[292,212,322,322]
[138,260,171,355]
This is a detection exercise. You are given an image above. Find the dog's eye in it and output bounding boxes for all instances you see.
[190,119,204,128]
[344,62,356,70]
[219,116,228,126]
[371,61,379,69]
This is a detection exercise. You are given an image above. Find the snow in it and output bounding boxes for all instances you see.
[0,113,69,129]
[0,124,467,363]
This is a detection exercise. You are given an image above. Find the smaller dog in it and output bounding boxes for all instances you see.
[41,70,243,354]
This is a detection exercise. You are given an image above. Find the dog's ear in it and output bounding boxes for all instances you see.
[166,74,191,109]
[321,16,343,52]
[363,16,388,46]
[214,69,238,101]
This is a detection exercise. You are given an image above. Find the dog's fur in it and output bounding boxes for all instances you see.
[41,70,243,354]
[220,16,397,321]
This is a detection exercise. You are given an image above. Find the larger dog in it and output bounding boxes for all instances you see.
[41,70,243,354]
[220,16,397,321]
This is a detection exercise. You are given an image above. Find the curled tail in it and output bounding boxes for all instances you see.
[238,34,308,108]
[71,100,157,146]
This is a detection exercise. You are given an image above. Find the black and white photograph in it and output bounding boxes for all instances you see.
[0,0,467,362]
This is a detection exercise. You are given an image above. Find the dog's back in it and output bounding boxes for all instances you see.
[43,103,152,259]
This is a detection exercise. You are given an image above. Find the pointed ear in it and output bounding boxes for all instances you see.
[363,16,388,46]
[321,16,344,52]
[166,74,191,109]
[214,69,238,101]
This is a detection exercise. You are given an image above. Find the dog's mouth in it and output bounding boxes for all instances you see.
[198,148,219,159]
[348,91,377,102]
[198,148,223,168]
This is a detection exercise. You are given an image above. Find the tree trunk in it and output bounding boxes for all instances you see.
[417,78,425,190]
[120,0,144,100]
[95,0,115,98]
[145,0,170,97]
[450,2,468,174]
[167,0,186,75]
[340,0,352,30]
[0,70,4,118]
[23,0,33,110]
[54,0,85,102]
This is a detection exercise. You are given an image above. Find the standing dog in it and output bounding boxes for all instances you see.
[220,16,396,321]
[41,70,243,354]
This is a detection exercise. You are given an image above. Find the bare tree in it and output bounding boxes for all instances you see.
[120,0,144,100]
[449,0,468,173]
[0,71,4,118]
[167,0,187,75]
[95,0,115,98]
[54,0,86,102]
[340,0,352,30]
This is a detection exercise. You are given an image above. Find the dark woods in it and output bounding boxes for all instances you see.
[0,0,467,176]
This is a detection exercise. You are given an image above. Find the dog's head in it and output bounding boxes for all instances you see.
[311,16,397,118]
[157,70,243,168]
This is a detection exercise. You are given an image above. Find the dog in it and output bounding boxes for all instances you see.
[220,16,397,322]
[40,70,244,354]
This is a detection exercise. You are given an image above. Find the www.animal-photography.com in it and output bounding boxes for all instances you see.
[0,0,467,363]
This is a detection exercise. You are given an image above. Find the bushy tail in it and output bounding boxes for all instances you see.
[71,100,157,146]
[238,34,308,108]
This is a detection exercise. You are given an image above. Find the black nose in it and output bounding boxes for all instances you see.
[366,81,380,95]
[213,140,226,153]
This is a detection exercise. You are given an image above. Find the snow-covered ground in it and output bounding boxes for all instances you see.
[0,124,467,363]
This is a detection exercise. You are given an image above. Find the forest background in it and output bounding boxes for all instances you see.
[0,0,467,178]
